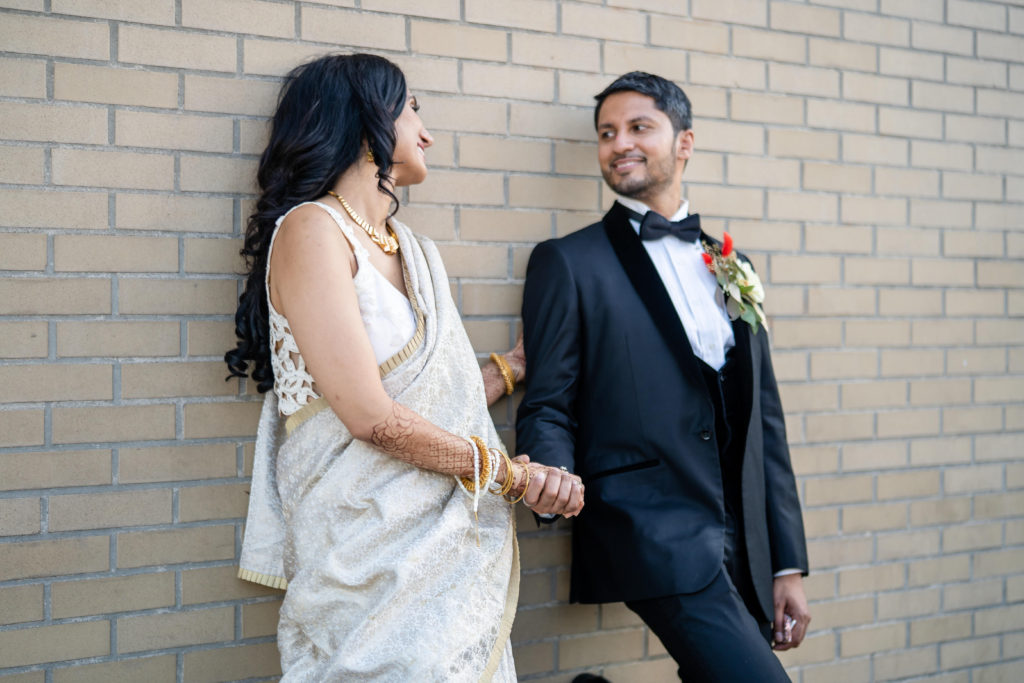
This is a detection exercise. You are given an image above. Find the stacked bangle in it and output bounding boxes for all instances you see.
[461,436,531,505]
[490,353,516,395]
[460,436,493,493]
[492,448,515,498]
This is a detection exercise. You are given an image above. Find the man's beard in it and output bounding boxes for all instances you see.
[601,147,676,201]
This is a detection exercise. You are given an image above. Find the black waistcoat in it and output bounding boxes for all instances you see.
[699,350,749,526]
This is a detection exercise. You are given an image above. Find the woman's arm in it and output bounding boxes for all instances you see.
[270,206,575,508]
[272,207,481,476]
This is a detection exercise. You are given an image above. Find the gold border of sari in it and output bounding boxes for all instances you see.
[480,517,520,682]
[237,566,289,590]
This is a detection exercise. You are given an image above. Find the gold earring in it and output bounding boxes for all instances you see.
[366,149,375,163]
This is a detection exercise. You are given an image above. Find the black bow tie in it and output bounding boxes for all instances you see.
[626,207,702,242]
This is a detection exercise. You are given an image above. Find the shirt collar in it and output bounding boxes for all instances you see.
[616,196,691,235]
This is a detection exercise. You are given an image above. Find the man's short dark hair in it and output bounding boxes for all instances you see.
[594,71,693,134]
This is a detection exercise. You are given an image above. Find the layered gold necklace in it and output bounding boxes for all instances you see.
[326,190,400,255]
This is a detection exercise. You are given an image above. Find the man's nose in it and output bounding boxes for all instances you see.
[611,132,634,153]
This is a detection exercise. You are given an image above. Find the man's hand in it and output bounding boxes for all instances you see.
[772,574,810,650]
[515,455,585,517]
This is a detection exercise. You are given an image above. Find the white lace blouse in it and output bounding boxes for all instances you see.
[265,201,419,416]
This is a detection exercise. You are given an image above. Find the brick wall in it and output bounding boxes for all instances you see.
[1,0,1022,681]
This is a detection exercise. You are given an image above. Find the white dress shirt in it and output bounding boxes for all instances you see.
[617,196,734,370]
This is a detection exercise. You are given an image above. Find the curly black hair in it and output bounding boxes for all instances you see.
[225,53,407,392]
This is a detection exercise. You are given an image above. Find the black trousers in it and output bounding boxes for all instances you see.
[625,519,790,683]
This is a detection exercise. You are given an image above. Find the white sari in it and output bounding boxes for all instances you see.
[238,209,518,682]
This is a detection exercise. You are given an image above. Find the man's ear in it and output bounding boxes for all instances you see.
[677,128,695,163]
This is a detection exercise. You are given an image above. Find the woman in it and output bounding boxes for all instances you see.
[225,54,583,681]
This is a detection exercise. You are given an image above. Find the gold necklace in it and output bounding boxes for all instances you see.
[326,191,400,255]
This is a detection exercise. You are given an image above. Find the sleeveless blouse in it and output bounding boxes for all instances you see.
[265,201,420,416]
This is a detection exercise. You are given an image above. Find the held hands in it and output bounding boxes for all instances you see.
[507,455,584,517]
[771,574,811,650]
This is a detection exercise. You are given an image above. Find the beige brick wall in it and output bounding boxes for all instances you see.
[1,1,1021,681]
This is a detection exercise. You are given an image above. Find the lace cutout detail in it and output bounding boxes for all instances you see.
[268,305,319,416]
[266,204,323,416]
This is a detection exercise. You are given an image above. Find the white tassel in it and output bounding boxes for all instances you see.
[488,449,502,493]
[472,440,480,515]
[454,439,483,546]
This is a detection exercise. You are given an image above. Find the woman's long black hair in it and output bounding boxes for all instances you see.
[225,54,408,392]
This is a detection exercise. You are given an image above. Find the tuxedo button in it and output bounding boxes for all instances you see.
[700,429,712,441]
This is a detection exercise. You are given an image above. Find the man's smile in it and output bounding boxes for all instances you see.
[611,156,645,172]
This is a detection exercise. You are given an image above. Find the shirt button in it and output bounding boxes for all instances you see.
[700,430,712,441]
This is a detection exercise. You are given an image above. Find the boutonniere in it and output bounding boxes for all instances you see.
[701,232,766,334]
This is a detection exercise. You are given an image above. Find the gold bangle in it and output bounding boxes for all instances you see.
[496,450,514,497]
[492,449,515,497]
[507,463,530,505]
[473,435,492,490]
[490,353,515,395]
[460,436,492,492]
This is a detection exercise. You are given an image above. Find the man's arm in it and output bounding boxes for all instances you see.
[757,327,811,647]
[516,240,581,473]
[758,327,807,573]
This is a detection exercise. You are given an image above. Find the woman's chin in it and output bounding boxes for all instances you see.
[393,168,428,187]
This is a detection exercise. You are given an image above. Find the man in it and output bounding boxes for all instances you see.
[516,72,810,681]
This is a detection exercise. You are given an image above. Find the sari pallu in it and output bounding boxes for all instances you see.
[239,219,519,682]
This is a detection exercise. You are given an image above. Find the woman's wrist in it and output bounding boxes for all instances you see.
[506,462,531,504]
[490,353,516,395]
[508,462,536,497]
[502,352,525,383]
[459,436,493,492]
[495,456,509,485]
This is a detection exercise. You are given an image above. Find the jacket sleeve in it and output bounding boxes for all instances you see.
[758,327,809,574]
[516,240,581,473]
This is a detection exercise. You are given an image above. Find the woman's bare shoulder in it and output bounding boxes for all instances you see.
[278,201,336,232]
[275,202,351,256]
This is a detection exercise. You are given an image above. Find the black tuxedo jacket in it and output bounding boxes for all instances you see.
[516,202,808,618]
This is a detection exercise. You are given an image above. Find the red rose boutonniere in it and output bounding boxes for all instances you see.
[701,232,766,334]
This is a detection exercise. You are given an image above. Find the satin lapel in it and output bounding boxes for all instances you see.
[603,202,708,394]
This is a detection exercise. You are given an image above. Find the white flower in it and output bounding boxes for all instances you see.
[736,259,765,303]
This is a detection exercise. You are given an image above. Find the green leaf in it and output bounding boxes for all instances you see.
[740,307,759,333]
